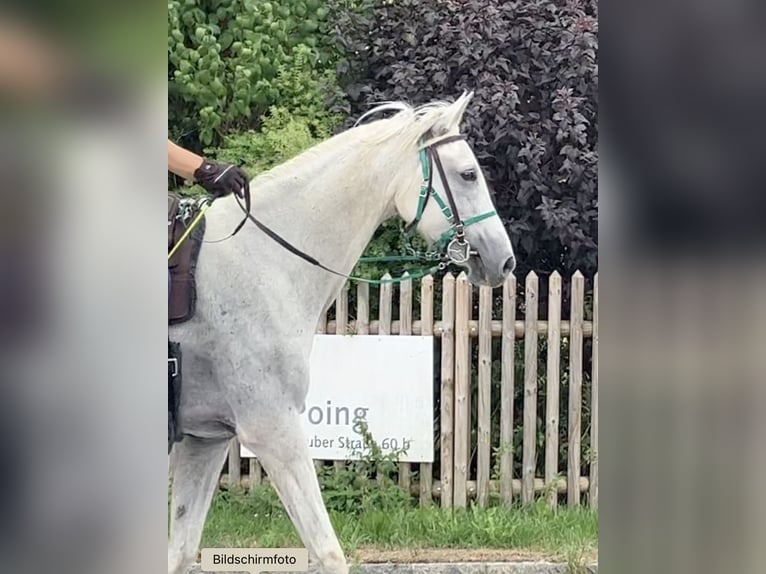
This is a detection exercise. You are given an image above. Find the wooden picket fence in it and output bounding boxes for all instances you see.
[223,270,598,509]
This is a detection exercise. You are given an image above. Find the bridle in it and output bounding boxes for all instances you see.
[170,134,498,284]
[404,134,497,265]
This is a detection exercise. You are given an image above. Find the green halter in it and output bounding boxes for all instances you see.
[402,134,498,264]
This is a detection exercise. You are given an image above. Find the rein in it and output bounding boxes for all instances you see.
[231,192,442,284]
[169,135,498,285]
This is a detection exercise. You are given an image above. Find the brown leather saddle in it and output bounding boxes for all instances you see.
[168,194,206,324]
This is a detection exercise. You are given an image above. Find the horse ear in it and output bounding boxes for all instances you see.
[425,91,475,139]
[453,91,474,123]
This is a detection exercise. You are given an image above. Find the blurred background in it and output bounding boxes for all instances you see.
[0,2,166,574]
[601,0,766,571]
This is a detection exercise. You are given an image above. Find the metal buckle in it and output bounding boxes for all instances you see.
[447,236,471,264]
[168,358,179,378]
[177,197,207,227]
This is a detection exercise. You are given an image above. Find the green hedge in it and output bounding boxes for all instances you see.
[168,0,339,148]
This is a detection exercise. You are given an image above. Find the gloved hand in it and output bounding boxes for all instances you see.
[193,160,249,199]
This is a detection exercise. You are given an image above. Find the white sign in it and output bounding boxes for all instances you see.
[241,335,434,462]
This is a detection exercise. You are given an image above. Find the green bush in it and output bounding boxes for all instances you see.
[168,0,339,148]
[211,106,333,174]
[173,10,344,173]
[207,45,343,171]
[271,44,343,137]
[315,421,413,514]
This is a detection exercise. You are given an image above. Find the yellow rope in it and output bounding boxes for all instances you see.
[168,201,211,261]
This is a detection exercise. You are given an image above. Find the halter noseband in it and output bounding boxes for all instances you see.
[405,134,498,265]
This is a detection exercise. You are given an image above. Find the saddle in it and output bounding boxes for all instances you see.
[168,194,206,452]
[168,194,206,324]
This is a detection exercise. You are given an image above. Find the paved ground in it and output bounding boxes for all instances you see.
[188,561,598,574]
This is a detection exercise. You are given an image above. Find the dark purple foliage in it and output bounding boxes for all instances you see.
[328,0,598,277]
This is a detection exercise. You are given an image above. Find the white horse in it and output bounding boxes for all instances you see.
[168,92,515,574]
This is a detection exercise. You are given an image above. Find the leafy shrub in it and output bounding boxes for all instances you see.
[211,105,336,175]
[200,39,344,174]
[327,0,598,278]
[175,104,334,197]
[168,0,338,148]
[315,421,413,514]
[271,44,345,137]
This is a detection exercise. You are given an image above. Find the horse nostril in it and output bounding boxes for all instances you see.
[502,255,516,274]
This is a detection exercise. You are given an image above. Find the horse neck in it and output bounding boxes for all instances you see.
[241,138,406,319]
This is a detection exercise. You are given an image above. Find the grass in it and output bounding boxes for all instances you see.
[184,426,597,567]
[199,485,598,564]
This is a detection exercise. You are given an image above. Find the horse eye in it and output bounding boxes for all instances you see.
[460,170,477,182]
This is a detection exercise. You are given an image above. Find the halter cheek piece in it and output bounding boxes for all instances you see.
[404,134,498,265]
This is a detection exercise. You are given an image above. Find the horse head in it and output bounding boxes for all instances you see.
[385,92,516,287]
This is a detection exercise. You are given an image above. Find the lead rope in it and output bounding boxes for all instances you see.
[168,199,211,261]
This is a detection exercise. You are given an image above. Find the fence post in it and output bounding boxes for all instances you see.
[440,274,456,508]
[589,273,598,509]
[355,282,370,478]
[334,283,349,471]
[228,438,241,488]
[314,298,332,472]
[378,275,393,484]
[477,284,493,507]
[466,285,473,463]
[453,272,471,508]
[398,273,413,490]
[545,271,562,508]
[336,282,348,335]
[500,274,517,506]
[357,283,370,335]
[568,271,584,507]
[522,271,539,506]
[420,275,435,507]
[379,276,392,335]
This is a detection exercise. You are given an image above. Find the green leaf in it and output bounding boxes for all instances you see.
[220,31,233,50]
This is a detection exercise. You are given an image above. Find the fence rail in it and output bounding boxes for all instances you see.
[223,270,598,509]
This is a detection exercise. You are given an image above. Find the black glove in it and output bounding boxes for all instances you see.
[193,160,249,199]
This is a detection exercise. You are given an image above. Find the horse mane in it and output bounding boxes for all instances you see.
[252,92,473,188]
[352,90,473,151]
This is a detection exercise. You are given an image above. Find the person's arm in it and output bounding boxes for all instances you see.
[167,140,204,181]
[167,139,250,199]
